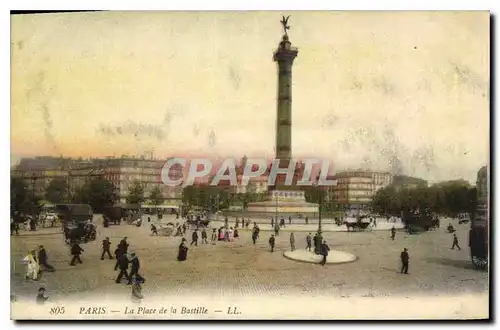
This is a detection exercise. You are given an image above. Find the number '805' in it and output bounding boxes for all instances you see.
[50,307,65,315]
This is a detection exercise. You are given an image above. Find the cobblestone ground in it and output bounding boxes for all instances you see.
[11,215,488,303]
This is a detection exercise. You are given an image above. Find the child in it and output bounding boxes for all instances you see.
[36,287,48,304]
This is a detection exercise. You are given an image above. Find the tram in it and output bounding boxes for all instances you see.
[469,166,489,270]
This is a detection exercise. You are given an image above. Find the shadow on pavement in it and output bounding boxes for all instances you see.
[425,257,477,270]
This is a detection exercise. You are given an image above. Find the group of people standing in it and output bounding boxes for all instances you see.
[22,245,55,280]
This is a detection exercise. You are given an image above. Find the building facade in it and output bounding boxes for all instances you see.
[330,170,394,211]
[11,156,184,205]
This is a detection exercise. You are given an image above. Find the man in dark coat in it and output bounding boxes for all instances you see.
[306,233,312,251]
[269,234,276,253]
[101,237,113,260]
[10,221,19,236]
[201,228,208,244]
[119,237,129,254]
[115,253,129,283]
[114,245,124,271]
[400,248,409,274]
[38,245,55,272]
[191,229,199,246]
[390,226,396,241]
[313,233,319,252]
[288,216,292,225]
[451,234,461,250]
[252,228,258,245]
[151,224,158,236]
[127,253,140,285]
[305,216,309,225]
[70,242,84,266]
[320,240,330,266]
[177,239,188,262]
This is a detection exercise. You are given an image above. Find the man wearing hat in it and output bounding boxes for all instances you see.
[127,252,140,285]
[101,237,113,260]
[400,248,410,274]
[37,245,55,272]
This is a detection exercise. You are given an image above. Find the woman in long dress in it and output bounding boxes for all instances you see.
[22,251,40,280]
[177,240,188,262]
[228,227,234,242]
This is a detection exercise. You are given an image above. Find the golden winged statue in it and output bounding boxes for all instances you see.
[280,15,291,36]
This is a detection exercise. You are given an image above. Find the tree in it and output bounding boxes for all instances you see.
[181,185,230,211]
[11,176,33,217]
[149,186,164,206]
[372,183,479,217]
[126,180,145,205]
[45,177,69,203]
[73,177,118,212]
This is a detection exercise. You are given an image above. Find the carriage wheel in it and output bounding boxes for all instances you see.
[472,255,488,270]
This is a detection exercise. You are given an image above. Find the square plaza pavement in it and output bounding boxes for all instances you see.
[11,215,488,303]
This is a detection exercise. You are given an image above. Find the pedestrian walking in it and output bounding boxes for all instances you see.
[114,245,124,271]
[290,232,296,251]
[11,221,19,236]
[69,242,84,266]
[451,234,461,250]
[306,233,312,251]
[201,228,208,244]
[127,253,140,285]
[269,234,276,253]
[101,237,113,260]
[151,224,158,235]
[400,248,409,274]
[305,216,309,225]
[271,217,274,227]
[274,224,280,236]
[211,228,217,243]
[252,229,258,245]
[119,237,129,254]
[115,253,129,283]
[191,229,198,246]
[37,245,55,272]
[320,240,330,266]
[288,216,292,225]
[390,226,396,241]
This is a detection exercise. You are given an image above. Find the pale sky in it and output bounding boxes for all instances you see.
[11,11,490,183]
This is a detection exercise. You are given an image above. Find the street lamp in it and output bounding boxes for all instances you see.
[275,191,279,225]
[66,166,73,202]
[313,179,324,254]
[31,173,38,201]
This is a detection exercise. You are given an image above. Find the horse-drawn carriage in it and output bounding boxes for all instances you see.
[39,212,59,228]
[157,222,176,236]
[344,216,372,232]
[102,205,134,226]
[185,214,210,228]
[56,204,96,244]
[402,209,434,234]
[458,213,470,225]
[63,221,97,244]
